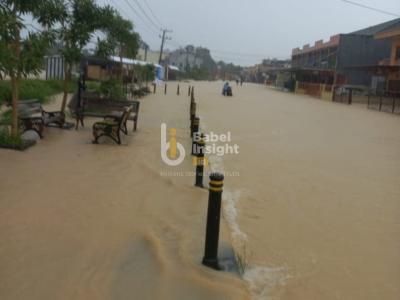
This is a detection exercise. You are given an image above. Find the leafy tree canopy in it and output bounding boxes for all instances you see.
[95,7,139,59]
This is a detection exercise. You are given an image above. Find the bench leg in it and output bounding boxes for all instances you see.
[117,131,121,145]
[75,116,80,130]
[122,122,128,135]
[75,116,85,130]
[92,124,122,145]
[133,118,137,132]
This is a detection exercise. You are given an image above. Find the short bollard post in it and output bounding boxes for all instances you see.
[195,135,205,188]
[190,111,195,132]
[348,88,353,105]
[190,93,195,111]
[202,173,224,270]
[191,117,200,151]
[190,102,196,123]
[191,86,195,102]
[153,83,156,94]
[392,96,396,114]
[188,86,191,96]
[177,84,180,95]
[164,83,167,95]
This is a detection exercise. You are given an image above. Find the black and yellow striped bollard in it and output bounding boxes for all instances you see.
[191,117,200,153]
[190,95,195,114]
[188,86,191,97]
[177,84,180,95]
[202,173,224,270]
[195,136,205,188]
[164,83,167,95]
[190,102,196,123]
[191,86,195,101]
[191,116,199,140]
[153,83,156,94]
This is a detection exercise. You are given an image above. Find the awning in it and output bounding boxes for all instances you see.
[109,56,151,66]
[168,65,180,71]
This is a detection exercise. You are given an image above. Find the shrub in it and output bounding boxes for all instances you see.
[135,64,155,83]
[0,128,23,147]
[99,79,126,101]
[85,80,101,92]
[0,109,12,125]
[0,79,75,105]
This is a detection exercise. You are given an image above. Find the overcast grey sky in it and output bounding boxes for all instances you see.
[98,0,399,66]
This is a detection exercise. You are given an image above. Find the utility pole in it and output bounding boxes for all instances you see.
[159,29,172,64]
[185,46,190,72]
[143,43,149,61]
[139,40,149,62]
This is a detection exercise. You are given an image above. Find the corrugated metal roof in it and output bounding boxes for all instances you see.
[350,18,400,36]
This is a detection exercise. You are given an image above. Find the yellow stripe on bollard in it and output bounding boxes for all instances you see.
[209,180,223,186]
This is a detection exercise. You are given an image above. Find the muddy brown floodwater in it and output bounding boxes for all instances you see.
[0,82,399,300]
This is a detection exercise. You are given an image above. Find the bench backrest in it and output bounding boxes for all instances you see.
[119,106,133,127]
[112,100,140,114]
[69,91,140,117]
[17,100,42,117]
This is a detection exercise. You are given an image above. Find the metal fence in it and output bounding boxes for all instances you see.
[45,55,64,80]
[367,91,400,114]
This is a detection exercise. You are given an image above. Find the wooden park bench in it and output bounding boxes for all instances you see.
[71,92,140,132]
[15,99,72,138]
[92,106,132,145]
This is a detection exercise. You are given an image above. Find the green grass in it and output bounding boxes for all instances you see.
[83,79,126,101]
[0,78,127,126]
[85,80,101,91]
[0,109,12,125]
[99,79,126,101]
[0,128,23,147]
[0,79,75,105]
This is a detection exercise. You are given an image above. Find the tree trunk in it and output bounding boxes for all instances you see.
[60,65,71,112]
[10,74,19,136]
[119,55,123,83]
[10,23,21,137]
[119,43,124,83]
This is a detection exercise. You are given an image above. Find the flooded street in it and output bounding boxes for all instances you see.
[195,82,400,299]
[1,82,400,299]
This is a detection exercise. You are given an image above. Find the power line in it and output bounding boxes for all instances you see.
[102,0,166,54]
[341,0,400,17]
[131,0,161,32]
[122,0,161,35]
[109,0,158,37]
[142,0,164,28]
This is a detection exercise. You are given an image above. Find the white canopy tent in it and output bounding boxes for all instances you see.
[108,56,180,83]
